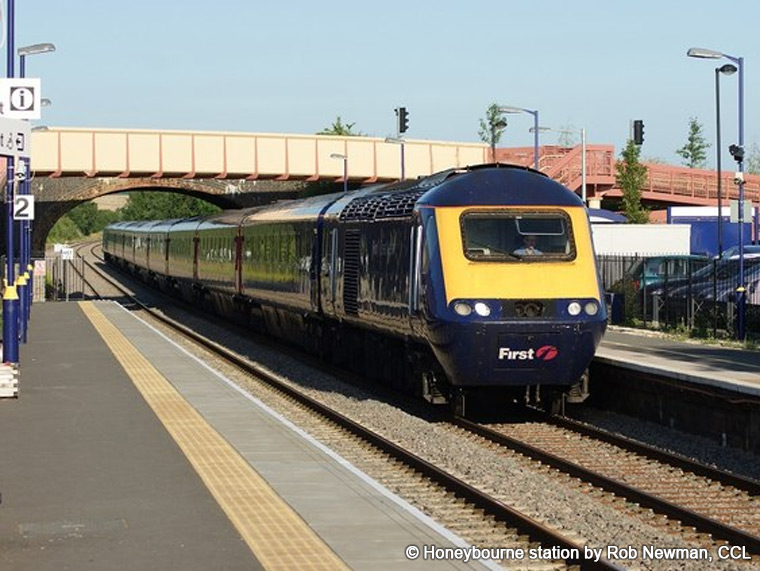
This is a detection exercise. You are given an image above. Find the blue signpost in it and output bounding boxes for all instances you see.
[2,0,47,362]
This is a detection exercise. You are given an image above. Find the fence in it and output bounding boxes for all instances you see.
[598,254,760,338]
[45,255,87,301]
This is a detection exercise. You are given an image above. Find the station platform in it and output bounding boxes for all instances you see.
[0,301,494,571]
[597,327,760,398]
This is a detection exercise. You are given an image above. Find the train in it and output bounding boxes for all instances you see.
[103,163,607,414]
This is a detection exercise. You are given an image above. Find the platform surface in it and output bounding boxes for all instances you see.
[598,327,760,396]
[0,301,495,571]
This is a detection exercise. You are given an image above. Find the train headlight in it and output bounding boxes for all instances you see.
[584,301,599,315]
[474,302,491,317]
[453,302,473,316]
[567,301,582,316]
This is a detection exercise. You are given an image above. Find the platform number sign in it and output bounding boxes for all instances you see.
[13,195,34,220]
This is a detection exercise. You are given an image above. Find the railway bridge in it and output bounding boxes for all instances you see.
[6,126,760,256]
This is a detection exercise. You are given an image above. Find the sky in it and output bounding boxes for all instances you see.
[10,1,760,169]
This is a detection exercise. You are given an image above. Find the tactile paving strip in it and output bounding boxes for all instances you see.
[80,301,349,571]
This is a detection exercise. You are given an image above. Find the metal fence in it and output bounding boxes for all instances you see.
[597,255,760,337]
[45,255,86,301]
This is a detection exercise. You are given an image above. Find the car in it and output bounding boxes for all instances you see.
[716,244,760,259]
[628,255,710,296]
[668,258,760,304]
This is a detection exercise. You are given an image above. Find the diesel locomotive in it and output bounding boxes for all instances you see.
[103,164,607,413]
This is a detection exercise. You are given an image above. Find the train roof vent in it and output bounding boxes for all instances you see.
[339,189,426,222]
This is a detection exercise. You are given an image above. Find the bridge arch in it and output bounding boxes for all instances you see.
[25,176,303,256]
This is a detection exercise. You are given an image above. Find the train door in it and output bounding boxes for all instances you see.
[192,234,200,281]
[234,229,243,295]
[319,227,339,315]
[408,215,425,335]
[164,235,170,276]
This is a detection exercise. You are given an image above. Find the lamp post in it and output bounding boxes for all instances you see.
[17,42,55,342]
[499,106,540,170]
[714,63,737,258]
[330,153,348,193]
[384,137,406,180]
[530,126,587,204]
[688,47,746,340]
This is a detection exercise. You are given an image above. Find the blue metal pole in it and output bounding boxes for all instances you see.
[2,0,19,363]
[532,110,539,170]
[16,53,27,343]
[715,67,724,258]
[736,55,746,340]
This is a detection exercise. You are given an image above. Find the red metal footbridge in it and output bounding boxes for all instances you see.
[497,144,760,207]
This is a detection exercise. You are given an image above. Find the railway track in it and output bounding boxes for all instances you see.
[454,415,760,557]
[78,243,620,570]
[77,242,760,569]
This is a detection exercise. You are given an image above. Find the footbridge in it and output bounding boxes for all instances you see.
[10,126,760,255]
[498,144,760,209]
[20,127,488,255]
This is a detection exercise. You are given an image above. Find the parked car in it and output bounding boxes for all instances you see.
[668,258,760,305]
[629,255,710,297]
[716,244,760,259]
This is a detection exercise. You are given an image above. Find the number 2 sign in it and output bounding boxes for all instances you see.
[13,195,34,220]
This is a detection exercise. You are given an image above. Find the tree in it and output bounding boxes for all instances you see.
[66,201,120,236]
[478,103,507,161]
[119,191,219,221]
[318,116,362,136]
[616,139,649,223]
[47,215,83,244]
[676,117,710,168]
[745,142,760,175]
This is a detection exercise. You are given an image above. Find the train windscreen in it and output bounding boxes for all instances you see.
[460,210,576,261]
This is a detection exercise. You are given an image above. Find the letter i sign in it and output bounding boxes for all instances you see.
[10,86,35,113]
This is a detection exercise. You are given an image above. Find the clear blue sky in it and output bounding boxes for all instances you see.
[12,0,760,168]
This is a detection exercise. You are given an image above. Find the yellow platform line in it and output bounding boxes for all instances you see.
[79,302,349,571]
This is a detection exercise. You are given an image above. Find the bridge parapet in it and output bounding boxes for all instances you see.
[643,163,760,205]
[31,128,488,181]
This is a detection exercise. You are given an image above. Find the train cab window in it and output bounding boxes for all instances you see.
[461,211,575,261]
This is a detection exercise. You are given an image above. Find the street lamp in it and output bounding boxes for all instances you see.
[18,42,55,58]
[530,126,587,204]
[714,63,737,259]
[17,42,55,344]
[688,46,746,340]
[499,106,540,170]
[330,153,348,193]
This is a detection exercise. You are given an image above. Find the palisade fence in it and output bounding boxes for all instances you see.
[45,255,86,301]
[597,255,760,338]
[1,254,86,303]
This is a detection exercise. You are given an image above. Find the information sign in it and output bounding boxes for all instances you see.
[0,116,31,158]
[0,78,42,119]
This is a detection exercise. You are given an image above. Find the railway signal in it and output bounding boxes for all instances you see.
[633,119,645,145]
